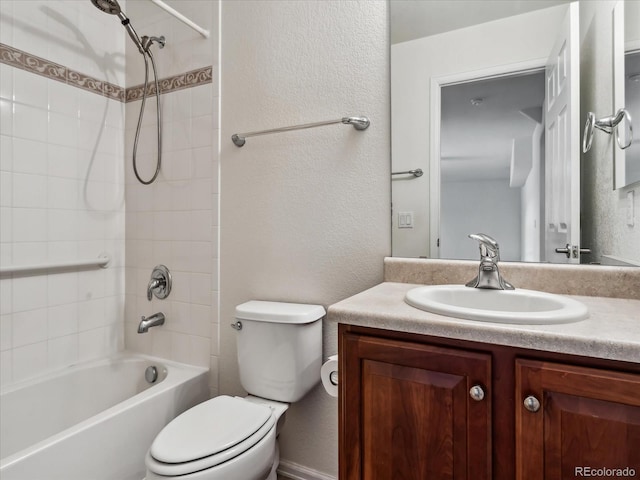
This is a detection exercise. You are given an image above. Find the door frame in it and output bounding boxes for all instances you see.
[429,58,547,258]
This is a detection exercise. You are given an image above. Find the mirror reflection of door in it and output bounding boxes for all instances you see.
[543,1,580,264]
[391,1,584,262]
[623,0,640,186]
[625,50,640,185]
[614,0,640,189]
[437,3,579,263]
[440,72,545,262]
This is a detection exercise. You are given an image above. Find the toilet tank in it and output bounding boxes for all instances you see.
[234,301,325,403]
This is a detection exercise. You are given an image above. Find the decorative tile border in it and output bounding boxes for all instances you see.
[0,43,212,103]
[0,43,124,101]
[126,66,213,102]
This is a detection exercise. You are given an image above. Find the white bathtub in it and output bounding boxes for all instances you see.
[0,353,209,480]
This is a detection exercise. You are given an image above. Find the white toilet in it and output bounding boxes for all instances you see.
[145,300,325,480]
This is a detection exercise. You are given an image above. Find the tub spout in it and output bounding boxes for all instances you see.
[138,312,165,333]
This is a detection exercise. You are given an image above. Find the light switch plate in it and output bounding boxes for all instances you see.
[398,212,414,229]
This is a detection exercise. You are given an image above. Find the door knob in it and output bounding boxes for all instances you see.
[469,385,485,401]
[555,244,592,258]
[523,395,541,412]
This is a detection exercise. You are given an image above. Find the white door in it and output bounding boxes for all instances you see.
[544,2,581,263]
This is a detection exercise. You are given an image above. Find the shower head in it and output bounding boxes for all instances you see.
[90,0,145,54]
[90,0,122,15]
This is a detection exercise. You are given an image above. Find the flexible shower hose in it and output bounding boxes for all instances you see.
[132,48,162,185]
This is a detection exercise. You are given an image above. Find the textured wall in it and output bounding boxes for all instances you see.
[580,0,640,264]
[220,1,390,475]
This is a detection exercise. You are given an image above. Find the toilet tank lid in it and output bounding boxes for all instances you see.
[235,301,326,324]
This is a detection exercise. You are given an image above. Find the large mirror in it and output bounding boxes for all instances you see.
[391,0,640,266]
[614,1,640,189]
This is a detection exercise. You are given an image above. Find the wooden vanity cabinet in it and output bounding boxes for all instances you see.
[339,325,640,480]
[340,332,492,480]
[516,359,640,480]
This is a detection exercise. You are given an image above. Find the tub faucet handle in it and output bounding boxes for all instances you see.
[147,265,172,301]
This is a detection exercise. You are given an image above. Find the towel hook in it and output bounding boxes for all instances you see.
[583,108,633,153]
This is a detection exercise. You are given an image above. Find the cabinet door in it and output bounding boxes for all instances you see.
[340,333,492,480]
[516,359,640,480]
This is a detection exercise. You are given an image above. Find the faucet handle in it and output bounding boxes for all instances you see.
[468,233,500,260]
[147,265,172,301]
[466,233,514,290]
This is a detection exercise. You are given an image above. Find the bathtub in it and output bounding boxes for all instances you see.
[0,353,209,480]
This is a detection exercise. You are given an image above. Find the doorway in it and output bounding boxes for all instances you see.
[437,70,546,261]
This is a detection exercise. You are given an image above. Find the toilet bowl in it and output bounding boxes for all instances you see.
[145,301,325,480]
[145,395,288,480]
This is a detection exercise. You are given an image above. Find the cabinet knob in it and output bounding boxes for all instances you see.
[469,385,485,401]
[523,395,541,412]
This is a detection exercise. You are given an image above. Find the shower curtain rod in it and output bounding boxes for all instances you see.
[149,0,210,38]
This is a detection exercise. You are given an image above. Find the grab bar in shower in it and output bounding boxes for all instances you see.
[392,169,423,178]
[231,116,370,147]
[0,254,111,276]
[149,0,210,38]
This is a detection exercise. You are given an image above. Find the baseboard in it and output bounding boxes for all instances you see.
[277,460,336,480]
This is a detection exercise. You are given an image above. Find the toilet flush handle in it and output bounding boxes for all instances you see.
[230,321,243,331]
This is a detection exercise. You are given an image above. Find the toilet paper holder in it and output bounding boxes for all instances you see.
[321,354,339,397]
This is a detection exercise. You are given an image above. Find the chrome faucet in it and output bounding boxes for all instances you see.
[465,233,514,290]
[147,265,172,301]
[138,312,165,333]
[147,277,162,301]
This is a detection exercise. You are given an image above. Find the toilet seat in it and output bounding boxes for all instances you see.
[147,396,275,477]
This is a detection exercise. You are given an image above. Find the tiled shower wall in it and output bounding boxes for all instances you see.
[0,1,127,387]
[0,0,219,393]
[121,0,220,397]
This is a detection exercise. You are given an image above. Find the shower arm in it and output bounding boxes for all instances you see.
[141,36,166,52]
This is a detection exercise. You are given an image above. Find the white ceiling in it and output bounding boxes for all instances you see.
[390,0,573,45]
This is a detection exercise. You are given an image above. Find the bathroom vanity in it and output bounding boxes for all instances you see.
[330,259,640,480]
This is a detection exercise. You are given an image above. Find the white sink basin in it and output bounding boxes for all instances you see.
[405,285,589,324]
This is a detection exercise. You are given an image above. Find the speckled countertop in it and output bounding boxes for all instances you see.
[328,259,640,364]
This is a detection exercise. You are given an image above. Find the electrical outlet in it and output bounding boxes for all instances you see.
[627,190,635,227]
